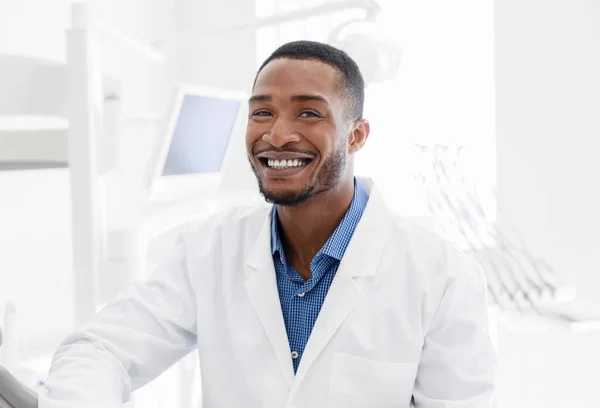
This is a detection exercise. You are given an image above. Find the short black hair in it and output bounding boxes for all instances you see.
[254,40,365,122]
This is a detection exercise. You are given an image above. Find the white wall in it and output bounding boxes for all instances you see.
[496,0,600,298]
[495,2,600,406]
[0,0,176,112]
[0,0,177,351]
[358,0,496,217]
[0,170,73,352]
[175,0,257,92]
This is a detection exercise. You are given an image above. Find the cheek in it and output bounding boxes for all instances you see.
[315,132,343,158]
[302,122,337,147]
[246,121,266,143]
[245,130,261,152]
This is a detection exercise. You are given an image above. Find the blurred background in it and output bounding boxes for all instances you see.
[0,0,599,407]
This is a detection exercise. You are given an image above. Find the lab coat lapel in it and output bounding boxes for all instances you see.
[290,179,393,394]
[244,209,295,386]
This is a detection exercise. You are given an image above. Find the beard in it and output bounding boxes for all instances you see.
[249,142,347,207]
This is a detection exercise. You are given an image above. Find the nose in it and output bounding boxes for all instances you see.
[262,117,301,147]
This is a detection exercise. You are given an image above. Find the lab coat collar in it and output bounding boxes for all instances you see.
[244,177,393,391]
[269,177,369,262]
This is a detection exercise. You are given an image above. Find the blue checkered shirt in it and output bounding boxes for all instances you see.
[271,178,369,373]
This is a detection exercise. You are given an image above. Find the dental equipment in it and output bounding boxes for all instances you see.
[413,144,583,320]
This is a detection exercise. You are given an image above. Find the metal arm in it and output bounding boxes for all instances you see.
[166,0,381,47]
[92,0,382,57]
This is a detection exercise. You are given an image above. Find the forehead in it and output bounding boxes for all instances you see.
[253,58,341,99]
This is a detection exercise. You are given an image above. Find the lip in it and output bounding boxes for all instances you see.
[259,158,313,178]
[256,152,315,161]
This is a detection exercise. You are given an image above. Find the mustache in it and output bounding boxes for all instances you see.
[252,147,317,158]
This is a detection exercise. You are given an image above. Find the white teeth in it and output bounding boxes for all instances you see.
[267,159,307,169]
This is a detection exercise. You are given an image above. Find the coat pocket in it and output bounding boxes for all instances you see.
[326,352,419,408]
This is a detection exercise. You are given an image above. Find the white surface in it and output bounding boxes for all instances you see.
[496,0,600,299]
[0,130,67,163]
[0,169,74,353]
[0,116,68,131]
[496,312,600,408]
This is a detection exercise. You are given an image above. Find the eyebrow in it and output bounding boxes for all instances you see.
[248,94,329,104]
[291,94,328,104]
[248,94,271,103]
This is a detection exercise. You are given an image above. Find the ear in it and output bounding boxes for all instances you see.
[347,119,370,154]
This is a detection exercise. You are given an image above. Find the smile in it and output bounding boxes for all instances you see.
[267,158,308,169]
[258,157,313,177]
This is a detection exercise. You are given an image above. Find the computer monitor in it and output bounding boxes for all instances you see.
[147,85,249,202]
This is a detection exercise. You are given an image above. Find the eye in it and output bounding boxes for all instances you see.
[252,110,272,117]
[299,110,320,118]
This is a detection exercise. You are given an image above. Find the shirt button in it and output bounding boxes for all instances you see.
[297,292,306,297]
[291,351,299,359]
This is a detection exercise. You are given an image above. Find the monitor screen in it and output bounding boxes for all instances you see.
[161,94,241,176]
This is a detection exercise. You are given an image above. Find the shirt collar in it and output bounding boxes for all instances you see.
[271,177,369,262]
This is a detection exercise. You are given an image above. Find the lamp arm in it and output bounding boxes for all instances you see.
[76,0,382,60]
[163,0,382,51]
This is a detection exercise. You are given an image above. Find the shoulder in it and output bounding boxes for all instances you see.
[145,203,270,263]
[180,203,271,247]
[386,212,485,287]
[384,213,488,328]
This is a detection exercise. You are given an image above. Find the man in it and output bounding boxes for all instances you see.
[39,41,496,408]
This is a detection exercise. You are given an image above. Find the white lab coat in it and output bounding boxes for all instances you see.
[39,177,496,408]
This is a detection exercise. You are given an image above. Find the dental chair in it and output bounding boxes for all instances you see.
[0,328,37,408]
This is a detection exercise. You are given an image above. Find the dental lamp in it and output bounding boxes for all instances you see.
[328,17,402,84]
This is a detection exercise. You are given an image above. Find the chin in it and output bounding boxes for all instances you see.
[259,183,315,207]
[258,167,313,189]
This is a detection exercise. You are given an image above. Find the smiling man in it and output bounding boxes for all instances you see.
[246,44,370,283]
[39,41,497,408]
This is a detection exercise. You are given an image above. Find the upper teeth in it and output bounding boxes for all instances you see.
[267,159,306,168]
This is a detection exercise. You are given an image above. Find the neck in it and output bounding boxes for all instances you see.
[276,176,355,275]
